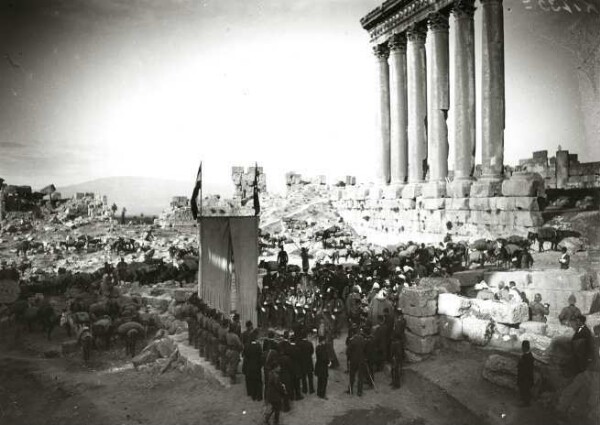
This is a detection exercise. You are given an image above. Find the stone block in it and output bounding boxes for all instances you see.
[382,185,403,199]
[491,211,514,228]
[585,312,600,334]
[402,183,422,199]
[484,270,594,293]
[405,315,439,336]
[420,197,446,210]
[557,370,600,425]
[398,287,439,317]
[420,277,461,294]
[437,293,472,316]
[469,197,492,211]
[519,321,548,336]
[445,209,470,224]
[471,209,493,225]
[368,186,383,200]
[404,330,439,354]
[353,187,369,201]
[461,316,494,345]
[546,323,575,338]
[482,354,541,391]
[502,172,545,197]
[399,199,416,210]
[446,179,472,198]
[421,181,447,199]
[514,210,544,227]
[469,298,530,324]
[495,323,512,335]
[515,197,539,211]
[518,332,553,353]
[439,315,464,340]
[495,196,516,211]
[448,197,469,210]
[452,270,486,287]
[470,178,503,197]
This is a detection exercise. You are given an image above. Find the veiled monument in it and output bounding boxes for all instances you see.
[333,0,546,242]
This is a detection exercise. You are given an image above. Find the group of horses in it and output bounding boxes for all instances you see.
[5,294,154,362]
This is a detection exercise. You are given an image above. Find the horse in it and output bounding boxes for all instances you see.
[528,228,559,252]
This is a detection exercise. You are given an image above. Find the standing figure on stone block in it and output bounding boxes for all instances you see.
[559,295,582,326]
[277,245,288,271]
[517,340,534,407]
[301,247,310,273]
[529,294,549,323]
[559,247,570,269]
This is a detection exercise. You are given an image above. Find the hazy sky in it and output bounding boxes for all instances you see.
[1,0,599,194]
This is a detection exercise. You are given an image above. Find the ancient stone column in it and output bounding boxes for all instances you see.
[374,43,391,185]
[471,0,505,197]
[447,0,476,198]
[403,23,428,200]
[423,12,450,199]
[389,33,409,189]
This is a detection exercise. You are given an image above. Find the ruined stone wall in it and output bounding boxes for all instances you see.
[232,166,267,198]
[331,185,543,243]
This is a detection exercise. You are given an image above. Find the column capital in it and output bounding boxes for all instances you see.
[388,33,407,53]
[427,12,450,32]
[373,43,390,60]
[406,23,427,43]
[453,0,476,18]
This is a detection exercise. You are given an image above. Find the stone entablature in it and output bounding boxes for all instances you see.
[361,0,455,45]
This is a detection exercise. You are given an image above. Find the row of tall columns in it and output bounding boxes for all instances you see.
[372,0,505,198]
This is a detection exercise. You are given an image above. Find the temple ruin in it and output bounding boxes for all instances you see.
[333,0,548,242]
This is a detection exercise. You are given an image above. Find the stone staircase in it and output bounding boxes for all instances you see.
[168,332,231,388]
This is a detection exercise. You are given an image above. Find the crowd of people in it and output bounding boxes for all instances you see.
[184,290,408,425]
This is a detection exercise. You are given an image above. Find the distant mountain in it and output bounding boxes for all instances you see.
[58,176,231,215]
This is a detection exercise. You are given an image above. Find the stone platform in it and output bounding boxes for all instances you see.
[333,185,543,242]
[483,269,600,319]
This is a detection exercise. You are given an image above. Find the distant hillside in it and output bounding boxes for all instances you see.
[58,176,230,215]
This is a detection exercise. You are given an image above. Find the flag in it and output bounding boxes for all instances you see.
[253,162,260,216]
[191,162,202,220]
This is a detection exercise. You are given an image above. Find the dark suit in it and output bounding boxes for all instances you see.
[243,341,263,401]
[297,338,315,394]
[265,369,286,425]
[347,333,367,396]
[289,343,304,400]
[572,325,594,374]
[517,351,534,405]
[315,342,329,398]
[390,338,404,388]
[278,353,294,412]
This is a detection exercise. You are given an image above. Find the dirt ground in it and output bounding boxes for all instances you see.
[0,325,567,425]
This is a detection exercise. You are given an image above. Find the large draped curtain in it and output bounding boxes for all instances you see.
[230,217,259,327]
[198,217,258,326]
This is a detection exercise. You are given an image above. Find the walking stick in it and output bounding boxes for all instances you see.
[365,362,376,390]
